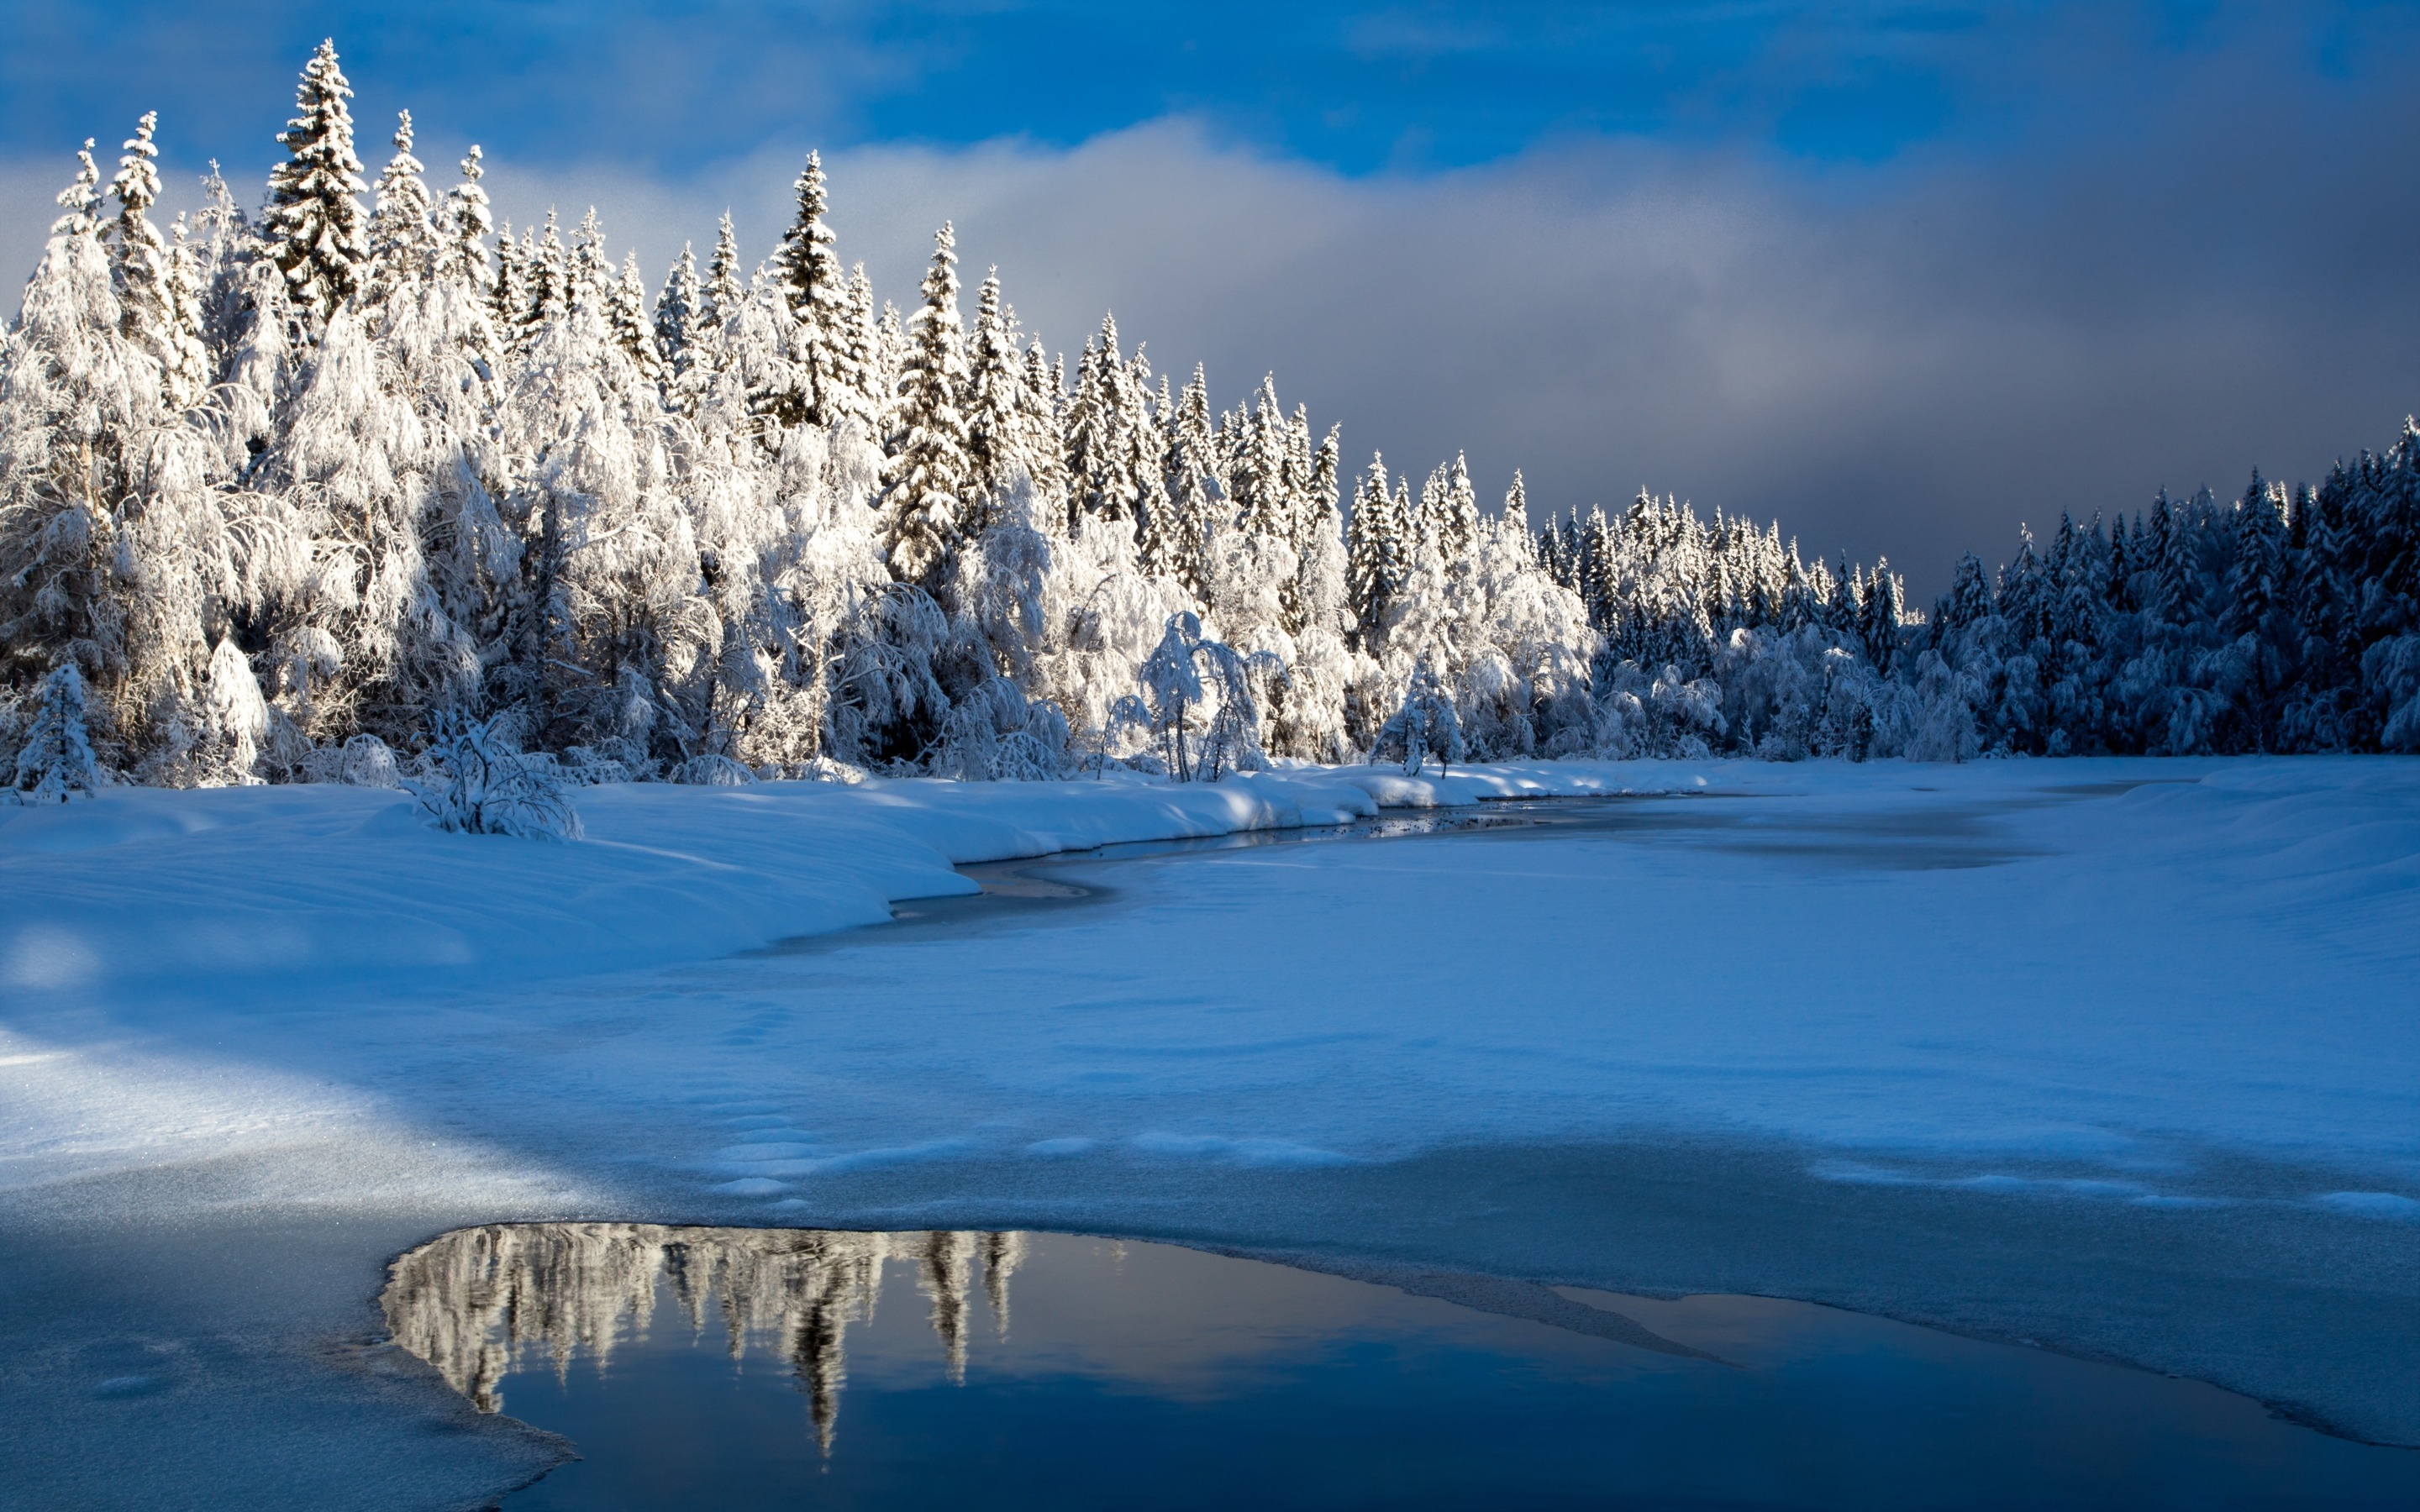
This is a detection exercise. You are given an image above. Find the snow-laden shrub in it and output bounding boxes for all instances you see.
[1371,658,1465,775]
[299,732,402,787]
[406,716,583,840]
[555,747,635,785]
[792,755,868,784]
[1109,612,1284,781]
[1902,650,1980,763]
[1580,658,1723,759]
[2362,635,2420,751]
[11,664,104,803]
[671,753,755,785]
[930,676,1069,781]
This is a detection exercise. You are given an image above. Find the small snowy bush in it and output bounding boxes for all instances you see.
[558,747,635,785]
[671,753,755,786]
[300,733,402,787]
[1371,658,1465,775]
[406,716,584,840]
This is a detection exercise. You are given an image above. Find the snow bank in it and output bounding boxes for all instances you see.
[0,762,1679,1005]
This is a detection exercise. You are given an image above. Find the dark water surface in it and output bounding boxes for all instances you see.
[382,1223,2417,1511]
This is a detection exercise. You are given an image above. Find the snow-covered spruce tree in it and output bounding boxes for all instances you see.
[654,243,702,395]
[767,152,856,430]
[881,224,974,593]
[608,252,660,381]
[1062,315,1145,536]
[1345,452,1403,654]
[961,268,1031,523]
[364,112,440,309]
[11,664,105,801]
[435,146,492,292]
[106,112,204,411]
[260,39,368,328]
[1268,422,1355,761]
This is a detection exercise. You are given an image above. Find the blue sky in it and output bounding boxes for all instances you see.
[5,2,2369,171]
[4,3,2417,593]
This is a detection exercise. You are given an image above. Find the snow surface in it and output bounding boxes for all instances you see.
[3,757,2418,1507]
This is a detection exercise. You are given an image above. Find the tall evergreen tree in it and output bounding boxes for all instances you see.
[260,39,368,323]
[702,213,744,329]
[1345,453,1404,650]
[608,251,660,380]
[654,243,701,384]
[365,110,439,303]
[768,151,854,428]
[881,224,973,588]
[104,113,203,407]
[962,268,1027,510]
[436,145,492,291]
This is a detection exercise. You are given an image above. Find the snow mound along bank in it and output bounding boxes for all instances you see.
[0,761,1686,1006]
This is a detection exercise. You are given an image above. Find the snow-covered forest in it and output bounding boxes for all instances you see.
[5,41,2418,800]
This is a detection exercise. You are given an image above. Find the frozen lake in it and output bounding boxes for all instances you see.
[3,759,2416,1507]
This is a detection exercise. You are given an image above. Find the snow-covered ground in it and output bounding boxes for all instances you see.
[4,758,2417,1509]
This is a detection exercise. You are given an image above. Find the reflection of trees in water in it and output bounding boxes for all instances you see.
[381,1224,1020,1454]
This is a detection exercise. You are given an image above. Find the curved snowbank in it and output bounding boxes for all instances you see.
[0,762,1678,1004]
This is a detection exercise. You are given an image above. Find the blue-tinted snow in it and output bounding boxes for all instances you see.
[2,755,2417,1507]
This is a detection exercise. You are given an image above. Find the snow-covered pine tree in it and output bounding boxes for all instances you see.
[1227,375,1292,542]
[962,268,1028,518]
[1136,375,1186,580]
[103,113,206,411]
[261,39,369,325]
[702,213,744,330]
[11,664,105,801]
[523,213,570,333]
[1859,559,1903,674]
[158,215,212,413]
[654,243,701,387]
[51,138,103,238]
[1061,315,1146,534]
[880,224,974,590]
[1439,453,1481,566]
[488,219,525,339]
[365,111,439,307]
[436,146,492,291]
[1150,365,1218,596]
[1271,422,1355,760]
[608,251,660,380]
[767,152,854,429]
[106,114,170,357]
[567,209,613,317]
[1346,453,1401,652]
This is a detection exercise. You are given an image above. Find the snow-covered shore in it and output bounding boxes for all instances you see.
[0,760,1684,1015]
[4,756,2419,1508]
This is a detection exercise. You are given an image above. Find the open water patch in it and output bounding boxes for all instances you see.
[381,1221,2418,1510]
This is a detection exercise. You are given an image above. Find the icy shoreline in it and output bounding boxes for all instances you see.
[0,759,1691,1018]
